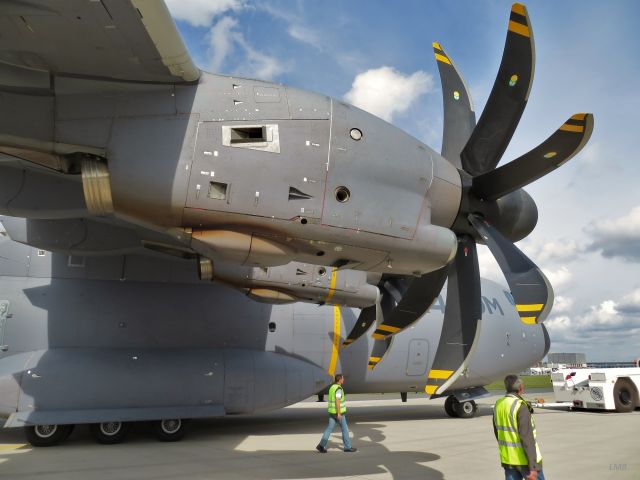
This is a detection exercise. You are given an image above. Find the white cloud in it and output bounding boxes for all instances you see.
[541,266,572,290]
[587,206,640,262]
[544,288,640,354]
[582,300,620,328]
[209,16,238,72]
[553,295,574,313]
[589,206,640,238]
[537,239,580,264]
[344,67,433,122]
[518,237,581,266]
[544,298,640,361]
[578,142,600,165]
[233,33,289,80]
[617,288,640,315]
[545,314,572,333]
[288,25,322,50]
[621,288,640,305]
[166,0,244,27]
[207,16,288,80]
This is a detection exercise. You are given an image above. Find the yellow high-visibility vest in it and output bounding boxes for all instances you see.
[494,394,542,466]
[327,384,346,414]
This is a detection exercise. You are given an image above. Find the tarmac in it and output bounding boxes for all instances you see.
[0,391,638,480]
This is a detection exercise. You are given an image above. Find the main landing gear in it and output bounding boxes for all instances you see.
[23,418,190,446]
[152,419,187,442]
[25,424,75,447]
[444,395,478,418]
[89,421,131,444]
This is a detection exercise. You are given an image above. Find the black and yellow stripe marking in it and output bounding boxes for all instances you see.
[324,267,338,304]
[516,303,544,325]
[508,3,530,38]
[424,369,454,395]
[368,356,381,370]
[328,305,341,376]
[559,113,588,133]
[432,42,452,65]
[372,324,401,340]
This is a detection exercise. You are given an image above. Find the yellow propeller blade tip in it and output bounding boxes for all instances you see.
[512,3,527,16]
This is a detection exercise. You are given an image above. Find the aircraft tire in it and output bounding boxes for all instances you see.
[444,396,459,418]
[453,400,477,418]
[613,379,637,413]
[25,424,75,447]
[152,419,187,442]
[89,421,131,444]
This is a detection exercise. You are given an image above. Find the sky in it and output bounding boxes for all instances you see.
[164,1,640,362]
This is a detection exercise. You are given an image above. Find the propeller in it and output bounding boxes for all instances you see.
[424,2,591,396]
[343,3,593,382]
[460,2,535,176]
[368,336,393,370]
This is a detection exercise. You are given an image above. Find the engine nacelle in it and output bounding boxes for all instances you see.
[199,259,380,308]
[69,73,462,276]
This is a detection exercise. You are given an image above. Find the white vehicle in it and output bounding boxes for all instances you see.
[551,367,640,412]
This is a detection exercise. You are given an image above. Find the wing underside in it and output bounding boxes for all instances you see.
[0,0,199,87]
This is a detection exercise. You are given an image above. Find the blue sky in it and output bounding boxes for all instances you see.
[166,0,640,362]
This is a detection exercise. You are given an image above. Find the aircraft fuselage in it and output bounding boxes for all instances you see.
[0,236,549,427]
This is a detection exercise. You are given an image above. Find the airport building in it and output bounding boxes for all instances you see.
[547,352,587,365]
[545,352,587,369]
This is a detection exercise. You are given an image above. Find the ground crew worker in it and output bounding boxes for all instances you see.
[316,374,357,453]
[493,374,545,480]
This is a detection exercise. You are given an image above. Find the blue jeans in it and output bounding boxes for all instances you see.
[504,467,545,480]
[319,414,352,450]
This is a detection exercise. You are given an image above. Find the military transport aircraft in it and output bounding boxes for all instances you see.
[0,1,592,446]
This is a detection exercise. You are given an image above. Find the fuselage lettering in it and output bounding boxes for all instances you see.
[481,296,504,316]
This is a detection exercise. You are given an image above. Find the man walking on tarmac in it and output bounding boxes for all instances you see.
[493,374,545,480]
[316,374,357,453]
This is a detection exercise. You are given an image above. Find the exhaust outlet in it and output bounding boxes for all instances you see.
[81,158,114,215]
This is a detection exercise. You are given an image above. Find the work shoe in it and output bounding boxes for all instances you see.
[343,447,358,452]
[316,444,327,453]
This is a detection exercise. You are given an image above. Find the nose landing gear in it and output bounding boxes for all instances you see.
[444,395,478,418]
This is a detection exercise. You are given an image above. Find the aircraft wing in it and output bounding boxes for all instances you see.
[0,0,199,86]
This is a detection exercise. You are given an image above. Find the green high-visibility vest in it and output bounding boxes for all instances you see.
[494,394,542,466]
[327,384,346,414]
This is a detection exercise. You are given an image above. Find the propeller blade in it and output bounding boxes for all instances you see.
[425,235,482,396]
[460,3,535,176]
[368,336,393,370]
[343,276,407,346]
[371,267,449,340]
[468,214,553,323]
[343,305,375,346]
[343,276,406,346]
[432,42,476,168]
[472,113,594,200]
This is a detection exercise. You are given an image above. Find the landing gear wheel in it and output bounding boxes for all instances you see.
[613,379,637,413]
[153,419,187,442]
[25,424,75,447]
[454,400,478,418]
[444,396,459,418]
[89,422,131,444]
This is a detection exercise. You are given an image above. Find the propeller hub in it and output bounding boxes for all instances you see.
[451,171,537,243]
[493,189,538,242]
